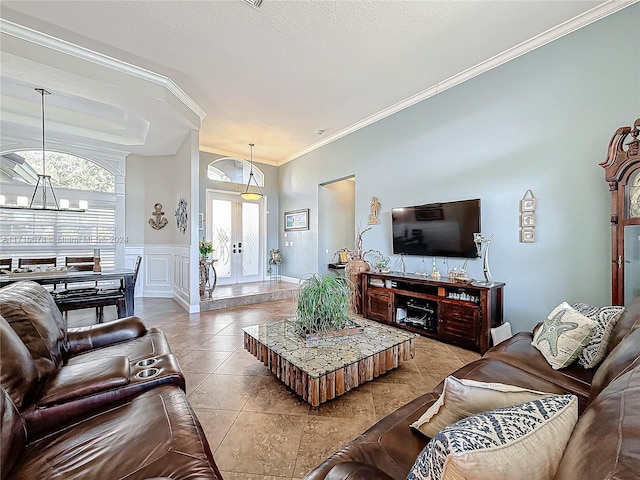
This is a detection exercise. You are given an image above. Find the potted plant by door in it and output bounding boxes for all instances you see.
[198,239,214,296]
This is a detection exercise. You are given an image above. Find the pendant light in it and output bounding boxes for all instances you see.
[240,143,263,200]
[1,88,86,212]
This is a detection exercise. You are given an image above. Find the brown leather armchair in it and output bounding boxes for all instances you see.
[0,280,224,479]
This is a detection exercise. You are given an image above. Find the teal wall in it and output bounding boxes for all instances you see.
[277,5,640,333]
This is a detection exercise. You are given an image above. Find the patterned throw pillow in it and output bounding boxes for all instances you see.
[410,376,554,439]
[573,303,625,369]
[406,395,579,480]
[531,302,597,370]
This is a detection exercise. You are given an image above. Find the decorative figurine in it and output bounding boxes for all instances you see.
[368,196,380,225]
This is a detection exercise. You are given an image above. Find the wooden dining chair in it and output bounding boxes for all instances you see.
[0,258,12,272]
[65,256,95,272]
[58,256,99,294]
[18,257,57,269]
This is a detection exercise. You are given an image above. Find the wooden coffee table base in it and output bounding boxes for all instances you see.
[244,329,415,407]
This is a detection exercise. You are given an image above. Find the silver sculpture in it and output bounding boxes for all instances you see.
[474,233,494,285]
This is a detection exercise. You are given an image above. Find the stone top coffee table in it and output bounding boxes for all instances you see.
[243,318,417,407]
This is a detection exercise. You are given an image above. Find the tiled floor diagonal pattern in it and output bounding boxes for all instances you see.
[67,285,480,480]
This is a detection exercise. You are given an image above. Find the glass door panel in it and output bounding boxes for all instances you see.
[210,199,232,280]
[206,190,264,285]
[624,225,640,305]
[242,202,260,276]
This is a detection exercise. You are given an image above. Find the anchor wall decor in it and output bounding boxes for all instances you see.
[148,203,168,230]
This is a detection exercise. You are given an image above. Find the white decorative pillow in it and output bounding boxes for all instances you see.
[410,376,554,439]
[531,302,597,369]
[406,395,579,480]
[573,303,625,369]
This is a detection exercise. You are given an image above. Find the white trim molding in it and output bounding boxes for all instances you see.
[0,18,206,122]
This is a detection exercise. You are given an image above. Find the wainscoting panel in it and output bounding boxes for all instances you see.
[124,244,193,308]
[173,247,190,309]
[145,254,172,297]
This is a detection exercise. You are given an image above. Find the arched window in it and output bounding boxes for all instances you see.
[0,150,118,270]
[1,150,115,192]
[207,157,264,187]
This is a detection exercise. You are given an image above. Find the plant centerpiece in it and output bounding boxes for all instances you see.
[294,274,362,344]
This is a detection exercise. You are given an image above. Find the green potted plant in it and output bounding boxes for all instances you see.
[294,274,361,343]
[198,238,214,296]
[199,238,213,260]
[268,248,282,265]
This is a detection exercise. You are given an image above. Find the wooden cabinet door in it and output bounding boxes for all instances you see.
[438,301,479,350]
[367,289,393,323]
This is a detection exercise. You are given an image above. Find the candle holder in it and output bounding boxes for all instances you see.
[93,249,101,272]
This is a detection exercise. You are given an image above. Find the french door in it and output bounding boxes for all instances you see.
[205,190,265,285]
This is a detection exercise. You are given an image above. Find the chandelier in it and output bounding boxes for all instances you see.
[240,143,263,201]
[0,88,86,212]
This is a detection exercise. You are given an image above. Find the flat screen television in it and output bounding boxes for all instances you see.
[391,199,481,258]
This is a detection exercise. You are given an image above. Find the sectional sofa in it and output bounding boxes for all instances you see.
[0,281,224,479]
[305,296,640,479]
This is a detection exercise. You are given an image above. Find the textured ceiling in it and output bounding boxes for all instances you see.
[0,1,630,164]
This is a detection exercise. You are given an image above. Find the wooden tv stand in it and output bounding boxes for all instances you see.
[360,271,504,354]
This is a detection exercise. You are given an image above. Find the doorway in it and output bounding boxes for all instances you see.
[205,190,265,285]
[318,176,356,274]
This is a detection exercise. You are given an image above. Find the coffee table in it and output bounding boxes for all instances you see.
[243,318,417,407]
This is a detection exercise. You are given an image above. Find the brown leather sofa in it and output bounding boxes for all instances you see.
[0,281,224,480]
[305,296,640,480]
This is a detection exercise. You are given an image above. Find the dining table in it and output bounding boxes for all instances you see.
[0,269,137,317]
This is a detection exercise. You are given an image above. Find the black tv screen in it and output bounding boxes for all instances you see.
[391,199,481,258]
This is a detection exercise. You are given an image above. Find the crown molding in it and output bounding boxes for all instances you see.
[0,19,206,121]
[280,0,637,165]
[198,145,278,166]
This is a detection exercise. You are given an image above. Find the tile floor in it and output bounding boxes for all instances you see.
[67,288,480,480]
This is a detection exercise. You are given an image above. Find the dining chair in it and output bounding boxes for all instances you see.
[18,257,57,269]
[65,256,95,272]
[0,258,12,272]
[58,256,99,294]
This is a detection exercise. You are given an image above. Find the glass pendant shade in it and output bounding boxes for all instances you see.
[240,143,263,200]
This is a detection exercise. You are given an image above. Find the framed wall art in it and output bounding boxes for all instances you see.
[519,190,537,243]
[520,228,536,243]
[284,209,309,231]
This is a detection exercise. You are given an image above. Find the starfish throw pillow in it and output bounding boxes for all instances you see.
[531,302,597,370]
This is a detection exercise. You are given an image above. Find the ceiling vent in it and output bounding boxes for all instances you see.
[240,0,263,9]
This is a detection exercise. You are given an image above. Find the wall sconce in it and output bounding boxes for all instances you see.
[17,196,29,207]
[78,200,89,210]
[520,190,536,242]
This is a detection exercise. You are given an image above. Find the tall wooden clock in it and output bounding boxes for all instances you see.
[601,118,640,306]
